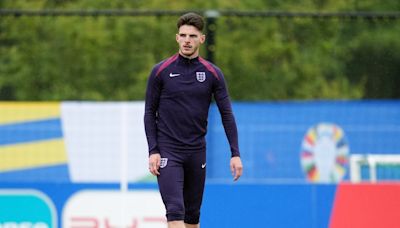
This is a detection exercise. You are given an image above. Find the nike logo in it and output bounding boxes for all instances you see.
[201,163,206,169]
[169,73,180,77]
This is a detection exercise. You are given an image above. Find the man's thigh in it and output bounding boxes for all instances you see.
[183,151,206,223]
[157,150,186,220]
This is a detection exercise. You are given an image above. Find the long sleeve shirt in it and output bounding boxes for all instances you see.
[144,53,240,157]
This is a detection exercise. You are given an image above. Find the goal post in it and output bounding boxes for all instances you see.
[350,154,400,183]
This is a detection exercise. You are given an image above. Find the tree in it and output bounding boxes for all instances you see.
[0,0,399,100]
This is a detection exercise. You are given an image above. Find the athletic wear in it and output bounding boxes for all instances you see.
[144,53,240,223]
[157,148,206,224]
[144,53,240,157]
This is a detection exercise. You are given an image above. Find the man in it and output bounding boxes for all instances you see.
[144,12,243,228]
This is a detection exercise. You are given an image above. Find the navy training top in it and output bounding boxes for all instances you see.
[144,53,240,157]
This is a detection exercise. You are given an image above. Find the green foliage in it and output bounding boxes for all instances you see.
[344,24,400,98]
[0,1,399,101]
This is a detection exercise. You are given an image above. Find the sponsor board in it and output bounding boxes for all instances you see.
[0,190,57,228]
[63,190,166,228]
[0,102,151,183]
[61,102,149,183]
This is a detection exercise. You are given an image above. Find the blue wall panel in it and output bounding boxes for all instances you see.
[206,100,400,181]
[201,184,337,228]
[0,183,337,228]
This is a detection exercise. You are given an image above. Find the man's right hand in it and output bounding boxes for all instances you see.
[149,153,161,176]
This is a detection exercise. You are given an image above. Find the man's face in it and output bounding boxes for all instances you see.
[176,25,205,58]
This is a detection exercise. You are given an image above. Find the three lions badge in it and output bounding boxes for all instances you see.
[196,72,206,82]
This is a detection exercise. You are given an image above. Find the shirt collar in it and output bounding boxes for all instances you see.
[178,53,200,64]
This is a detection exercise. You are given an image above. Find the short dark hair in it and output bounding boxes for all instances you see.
[177,12,204,32]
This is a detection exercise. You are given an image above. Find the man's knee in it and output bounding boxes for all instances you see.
[168,220,186,228]
[184,209,200,225]
[166,202,185,222]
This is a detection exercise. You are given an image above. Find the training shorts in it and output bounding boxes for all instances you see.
[157,148,206,224]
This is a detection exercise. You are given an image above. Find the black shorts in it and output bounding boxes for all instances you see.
[157,148,206,224]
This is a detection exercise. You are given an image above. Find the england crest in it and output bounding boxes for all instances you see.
[196,72,206,82]
[160,158,168,168]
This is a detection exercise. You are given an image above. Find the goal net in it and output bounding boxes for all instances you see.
[350,154,400,183]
